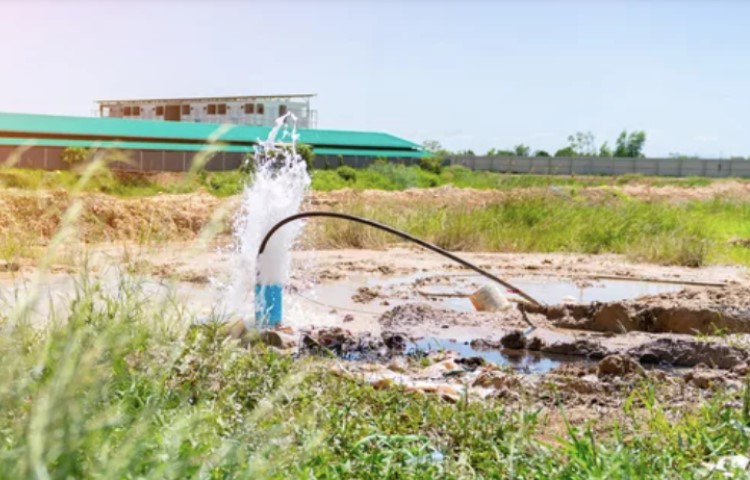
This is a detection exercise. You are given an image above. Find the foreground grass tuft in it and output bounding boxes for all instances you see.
[1,277,750,478]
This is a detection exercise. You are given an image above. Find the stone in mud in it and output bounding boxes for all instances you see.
[472,371,520,390]
[526,336,545,351]
[500,330,527,350]
[317,327,355,349]
[455,356,486,370]
[731,363,750,376]
[382,332,409,351]
[628,338,749,369]
[301,327,357,354]
[223,319,247,341]
[405,384,462,403]
[596,354,645,378]
[470,338,502,350]
[371,378,395,390]
[684,367,732,389]
[259,330,297,349]
[387,359,409,373]
[563,374,603,395]
[352,286,381,303]
[541,339,609,359]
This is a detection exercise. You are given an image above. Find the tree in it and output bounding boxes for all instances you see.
[554,146,577,157]
[514,144,531,157]
[599,141,613,158]
[487,148,514,157]
[421,140,443,154]
[535,150,550,157]
[614,130,646,158]
[567,131,598,156]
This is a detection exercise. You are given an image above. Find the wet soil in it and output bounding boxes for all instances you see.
[529,283,750,335]
[3,239,750,426]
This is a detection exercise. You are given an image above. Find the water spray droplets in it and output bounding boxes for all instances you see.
[223,114,311,318]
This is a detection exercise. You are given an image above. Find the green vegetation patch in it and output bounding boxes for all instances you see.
[307,195,750,267]
[2,277,750,478]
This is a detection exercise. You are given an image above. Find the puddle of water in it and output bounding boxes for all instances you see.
[304,272,685,316]
[411,337,591,374]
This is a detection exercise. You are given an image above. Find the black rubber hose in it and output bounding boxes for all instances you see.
[257,211,544,308]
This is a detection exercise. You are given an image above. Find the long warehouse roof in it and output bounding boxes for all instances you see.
[0,137,426,159]
[0,111,421,151]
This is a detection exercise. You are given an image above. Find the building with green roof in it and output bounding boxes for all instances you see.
[0,111,425,172]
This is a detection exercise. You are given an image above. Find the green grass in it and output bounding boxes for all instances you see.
[2,276,750,478]
[310,164,734,192]
[0,168,249,197]
[307,195,750,267]
[0,164,740,197]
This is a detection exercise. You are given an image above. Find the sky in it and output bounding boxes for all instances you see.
[1,0,749,158]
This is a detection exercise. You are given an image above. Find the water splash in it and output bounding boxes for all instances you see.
[223,113,311,318]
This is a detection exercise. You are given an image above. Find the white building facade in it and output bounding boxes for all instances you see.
[97,94,317,128]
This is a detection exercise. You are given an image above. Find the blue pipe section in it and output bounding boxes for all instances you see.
[254,283,283,327]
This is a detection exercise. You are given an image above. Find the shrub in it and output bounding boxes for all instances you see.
[419,155,444,174]
[337,166,357,182]
[61,147,90,165]
[296,143,315,171]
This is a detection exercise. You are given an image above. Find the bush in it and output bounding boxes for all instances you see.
[337,166,357,182]
[419,155,444,174]
[61,147,90,165]
[296,143,315,171]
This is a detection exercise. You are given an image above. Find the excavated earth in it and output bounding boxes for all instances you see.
[530,284,750,335]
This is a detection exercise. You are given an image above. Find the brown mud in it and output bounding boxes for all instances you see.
[528,283,750,335]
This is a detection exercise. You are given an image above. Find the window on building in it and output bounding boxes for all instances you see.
[257,103,265,115]
[279,105,288,116]
[156,106,164,116]
[217,104,227,115]
[181,104,190,115]
[132,106,141,116]
[123,106,132,116]
[207,104,217,115]
[244,103,255,114]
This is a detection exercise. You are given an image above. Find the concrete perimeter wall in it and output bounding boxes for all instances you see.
[0,146,419,172]
[449,155,750,178]
[6,145,746,178]
[0,146,245,172]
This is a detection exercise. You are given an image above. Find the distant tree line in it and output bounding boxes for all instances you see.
[422,130,648,159]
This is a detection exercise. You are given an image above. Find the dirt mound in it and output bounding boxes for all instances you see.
[627,338,748,369]
[0,190,225,244]
[597,354,645,378]
[530,284,750,335]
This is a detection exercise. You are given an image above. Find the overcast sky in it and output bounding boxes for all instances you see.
[2,0,749,157]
